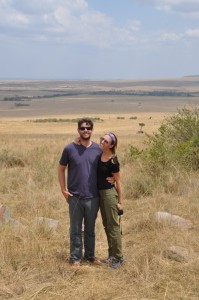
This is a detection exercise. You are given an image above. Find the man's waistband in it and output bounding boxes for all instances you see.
[73,194,98,200]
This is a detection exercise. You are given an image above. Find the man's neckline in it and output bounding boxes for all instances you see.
[79,140,93,148]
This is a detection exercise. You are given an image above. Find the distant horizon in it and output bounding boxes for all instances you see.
[1,74,199,82]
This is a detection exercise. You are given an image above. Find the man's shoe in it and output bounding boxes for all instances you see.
[70,260,81,268]
[101,256,114,264]
[108,258,124,270]
[84,257,103,265]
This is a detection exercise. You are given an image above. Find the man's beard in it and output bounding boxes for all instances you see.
[80,135,91,140]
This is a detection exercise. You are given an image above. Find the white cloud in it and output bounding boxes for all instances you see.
[154,0,199,17]
[0,0,198,50]
[127,20,141,32]
[10,0,88,14]
[9,13,30,27]
[185,28,199,37]
[156,26,199,43]
[0,0,140,48]
[137,0,199,17]
[159,32,183,41]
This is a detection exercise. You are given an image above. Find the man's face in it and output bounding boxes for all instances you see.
[78,122,93,140]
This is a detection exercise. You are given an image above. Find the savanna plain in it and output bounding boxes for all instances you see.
[0,78,199,300]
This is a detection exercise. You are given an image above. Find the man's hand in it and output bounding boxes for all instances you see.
[62,189,73,202]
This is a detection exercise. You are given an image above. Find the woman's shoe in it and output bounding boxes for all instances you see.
[101,256,114,264]
[108,258,124,269]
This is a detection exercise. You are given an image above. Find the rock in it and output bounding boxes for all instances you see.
[8,218,27,232]
[163,246,196,262]
[0,205,27,232]
[35,217,59,231]
[155,211,170,221]
[155,211,193,229]
[0,205,11,223]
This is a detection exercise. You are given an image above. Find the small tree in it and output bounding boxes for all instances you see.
[138,123,145,133]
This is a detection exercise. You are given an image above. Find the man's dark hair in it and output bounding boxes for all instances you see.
[78,118,93,129]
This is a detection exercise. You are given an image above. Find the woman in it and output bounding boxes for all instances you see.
[98,132,124,269]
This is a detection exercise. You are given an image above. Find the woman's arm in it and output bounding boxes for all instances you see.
[112,172,122,210]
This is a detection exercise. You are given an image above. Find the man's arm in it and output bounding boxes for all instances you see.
[58,164,73,201]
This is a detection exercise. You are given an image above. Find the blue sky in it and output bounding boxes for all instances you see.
[0,0,199,80]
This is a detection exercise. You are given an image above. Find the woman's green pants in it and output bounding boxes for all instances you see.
[99,187,123,259]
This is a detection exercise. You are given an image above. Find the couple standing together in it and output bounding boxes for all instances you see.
[58,118,124,269]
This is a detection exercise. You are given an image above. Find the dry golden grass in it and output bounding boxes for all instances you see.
[0,114,199,300]
[0,112,168,136]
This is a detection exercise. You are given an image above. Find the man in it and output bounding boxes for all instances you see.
[58,118,103,267]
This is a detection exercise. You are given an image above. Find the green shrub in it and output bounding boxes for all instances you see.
[149,107,199,170]
[125,107,199,197]
[126,144,145,162]
[31,117,104,123]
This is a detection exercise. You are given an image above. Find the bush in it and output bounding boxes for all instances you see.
[125,107,199,197]
[32,117,104,123]
[148,107,199,170]
[127,145,143,159]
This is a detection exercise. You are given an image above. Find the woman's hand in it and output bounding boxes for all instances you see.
[117,203,122,210]
[74,137,81,145]
[106,176,115,184]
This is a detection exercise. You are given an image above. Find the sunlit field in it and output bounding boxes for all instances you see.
[0,80,199,300]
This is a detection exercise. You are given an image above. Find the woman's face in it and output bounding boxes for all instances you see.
[99,134,113,150]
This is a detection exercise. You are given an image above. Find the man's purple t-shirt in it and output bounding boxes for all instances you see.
[59,142,102,198]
